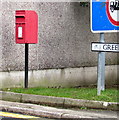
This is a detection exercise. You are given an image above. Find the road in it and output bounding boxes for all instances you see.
[1,116,26,120]
[0,111,55,120]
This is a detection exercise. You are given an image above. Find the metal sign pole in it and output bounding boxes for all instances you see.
[25,43,29,88]
[97,33,105,95]
[101,51,105,91]
[91,0,118,95]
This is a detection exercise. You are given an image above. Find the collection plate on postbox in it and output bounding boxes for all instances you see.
[15,10,38,44]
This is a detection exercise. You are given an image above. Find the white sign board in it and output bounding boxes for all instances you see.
[91,42,119,52]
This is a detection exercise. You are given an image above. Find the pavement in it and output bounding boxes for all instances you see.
[0,100,118,119]
[0,91,119,119]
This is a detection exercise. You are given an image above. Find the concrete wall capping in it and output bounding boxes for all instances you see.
[0,65,118,88]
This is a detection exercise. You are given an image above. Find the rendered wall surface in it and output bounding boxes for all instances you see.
[0,0,2,71]
[1,2,118,72]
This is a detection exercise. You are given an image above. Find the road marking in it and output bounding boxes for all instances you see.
[0,111,39,119]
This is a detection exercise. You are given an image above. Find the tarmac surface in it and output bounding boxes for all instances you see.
[0,111,39,119]
[0,111,54,120]
[1,116,26,120]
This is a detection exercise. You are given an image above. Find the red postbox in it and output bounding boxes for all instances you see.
[15,10,38,44]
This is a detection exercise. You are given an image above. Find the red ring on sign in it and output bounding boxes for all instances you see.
[106,0,119,26]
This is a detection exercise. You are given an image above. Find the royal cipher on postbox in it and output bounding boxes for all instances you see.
[15,10,38,44]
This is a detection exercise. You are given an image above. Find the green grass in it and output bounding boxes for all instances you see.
[2,87,118,102]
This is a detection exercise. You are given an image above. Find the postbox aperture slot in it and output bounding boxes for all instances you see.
[15,15,25,17]
[16,15,25,23]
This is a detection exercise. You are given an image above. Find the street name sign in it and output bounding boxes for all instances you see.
[91,0,119,33]
[91,42,119,52]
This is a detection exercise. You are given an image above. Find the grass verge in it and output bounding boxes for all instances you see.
[1,87,118,102]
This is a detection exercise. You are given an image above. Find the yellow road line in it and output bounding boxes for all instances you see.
[0,111,39,119]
